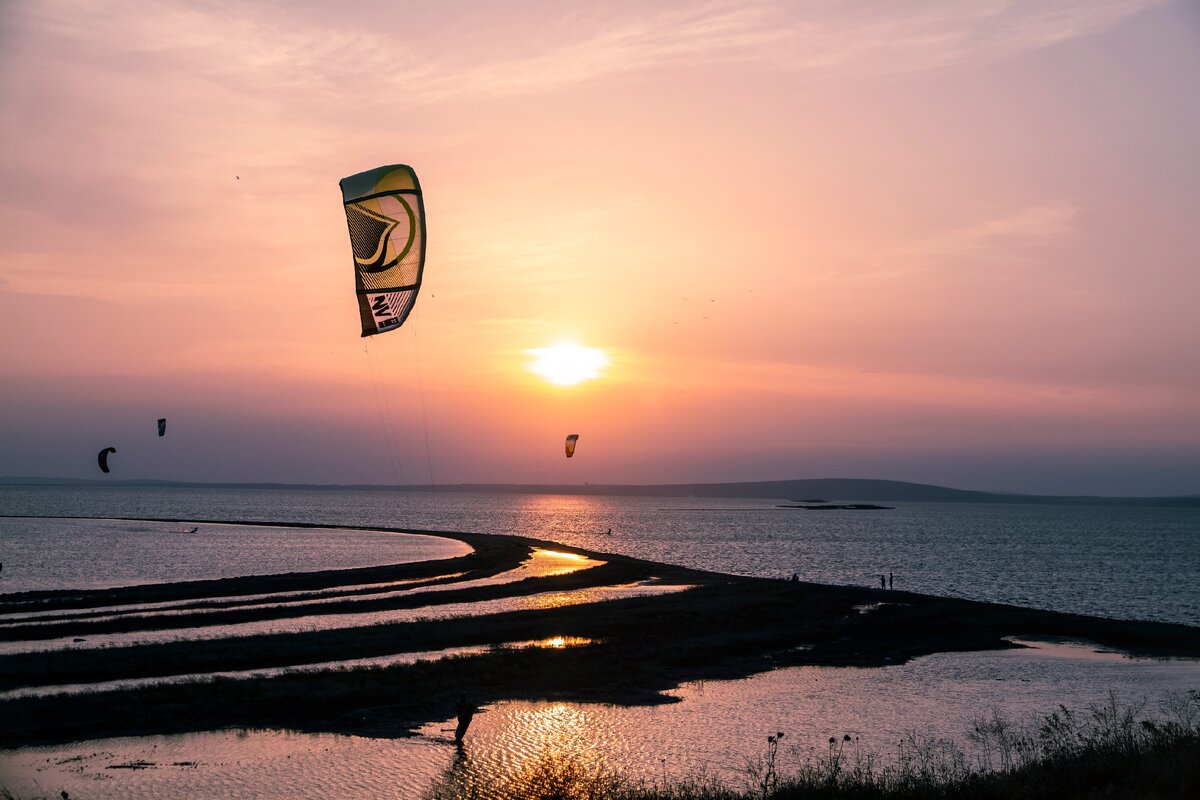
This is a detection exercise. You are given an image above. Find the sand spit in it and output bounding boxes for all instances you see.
[2,517,1199,748]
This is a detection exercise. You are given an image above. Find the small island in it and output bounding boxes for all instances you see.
[776,503,895,510]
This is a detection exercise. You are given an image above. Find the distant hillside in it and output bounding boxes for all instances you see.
[447,478,1007,502]
[2,476,1198,507]
[443,479,1200,507]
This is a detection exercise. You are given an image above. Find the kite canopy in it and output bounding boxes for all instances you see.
[157,418,166,437]
[97,447,116,474]
[565,434,579,458]
[339,164,426,337]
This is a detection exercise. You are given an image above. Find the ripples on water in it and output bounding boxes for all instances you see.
[2,486,1198,624]
[0,637,598,701]
[0,516,471,593]
[0,542,683,655]
[0,580,683,655]
[1,486,1198,799]
[3,642,1198,800]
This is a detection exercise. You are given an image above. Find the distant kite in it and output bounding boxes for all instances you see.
[339,164,426,337]
[565,434,579,458]
[157,418,166,437]
[97,447,117,474]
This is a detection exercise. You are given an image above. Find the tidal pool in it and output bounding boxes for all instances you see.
[0,549,623,656]
[0,518,472,594]
[2,641,1196,799]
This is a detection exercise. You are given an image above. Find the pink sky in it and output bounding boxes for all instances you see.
[2,0,1198,494]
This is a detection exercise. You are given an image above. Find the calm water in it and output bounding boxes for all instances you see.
[3,642,1198,799]
[2,485,1198,624]
[1,485,1198,798]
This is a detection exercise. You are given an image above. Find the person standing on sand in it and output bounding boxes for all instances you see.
[879,574,886,589]
[888,572,894,589]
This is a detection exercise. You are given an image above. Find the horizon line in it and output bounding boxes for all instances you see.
[2,476,1198,505]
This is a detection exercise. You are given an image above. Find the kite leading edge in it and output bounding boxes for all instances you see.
[339,164,426,337]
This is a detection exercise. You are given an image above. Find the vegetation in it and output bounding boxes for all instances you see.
[4,694,1197,799]
[423,691,1200,799]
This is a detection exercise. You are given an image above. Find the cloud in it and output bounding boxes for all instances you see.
[796,203,1080,286]
[360,1,1162,100]
[878,203,1079,274]
[774,0,1165,78]
[3,1,1164,109]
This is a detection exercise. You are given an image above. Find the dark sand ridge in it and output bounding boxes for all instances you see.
[1,517,1199,749]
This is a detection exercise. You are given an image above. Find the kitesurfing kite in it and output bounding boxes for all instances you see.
[339,164,426,337]
[157,418,166,437]
[97,447,117,474]
[565,434,579,458]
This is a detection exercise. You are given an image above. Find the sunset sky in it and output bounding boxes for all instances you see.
[2,0,1197,494]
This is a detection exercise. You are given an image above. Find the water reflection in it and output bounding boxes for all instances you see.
[515,494,614,540]
[0,517,471,594]
[519,581,683,611]
[1,637,597,700]
[531,636,592,649]
[2,643,1196,800]
[1,549,595,632]
[524,550,597,577]
[0,644,493,700]
[0,574,469,626]
[0,582,689,655]
[415,640,1200,790]
[0,548,613,655]
[5,490,1199,626]
[429,706,622,800]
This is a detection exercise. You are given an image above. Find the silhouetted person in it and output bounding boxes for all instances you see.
[879,574,886,589]
[888,572,894,589]
[791,573,799,582]
[453,694,482,743]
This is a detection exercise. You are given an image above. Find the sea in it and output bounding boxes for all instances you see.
[1,485,1198,798]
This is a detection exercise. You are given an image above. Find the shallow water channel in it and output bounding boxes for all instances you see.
[2,641,1197,799]
[0,548,642,655]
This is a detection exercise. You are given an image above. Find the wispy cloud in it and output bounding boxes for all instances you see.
[881,203,1079,272]
[798,202,1080,286]
[4,0,1164,108]
[774,0,1165,78]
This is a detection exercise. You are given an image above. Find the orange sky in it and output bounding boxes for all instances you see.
[2,1,1198,493]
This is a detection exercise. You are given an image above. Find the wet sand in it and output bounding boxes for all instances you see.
[2,517,1199,748]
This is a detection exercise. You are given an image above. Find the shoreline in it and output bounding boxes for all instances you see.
[2,516,1199,749]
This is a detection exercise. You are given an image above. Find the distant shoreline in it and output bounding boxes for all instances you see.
[2,476,1199,508]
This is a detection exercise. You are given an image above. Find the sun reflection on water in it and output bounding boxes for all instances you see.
[534,636,593,649]
[525,548,603,577]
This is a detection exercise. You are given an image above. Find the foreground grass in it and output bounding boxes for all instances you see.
[425,691,1200,800]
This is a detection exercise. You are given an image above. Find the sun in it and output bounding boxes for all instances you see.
[526,342,608,386]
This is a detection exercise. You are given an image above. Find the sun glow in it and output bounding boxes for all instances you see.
[526,343,608,386]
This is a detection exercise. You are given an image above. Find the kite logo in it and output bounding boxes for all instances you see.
[344,196,417,275]
[367,293,401,331]
[346,203,403,273]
